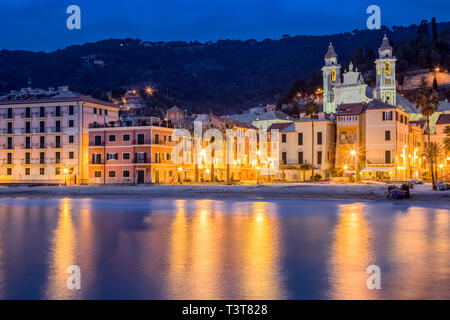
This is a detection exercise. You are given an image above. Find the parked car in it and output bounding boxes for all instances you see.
[416,180,424,185]
[437,181,447,191]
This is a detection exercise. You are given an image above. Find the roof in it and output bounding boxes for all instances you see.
[325,42,338,59]
[336,103,366,115]
[226,119,258,130]
[366,99,398,110]
[410,119,426,129]
[258,110,293,121]
[436,113,450,125]
[167,106,183,111]
[396,94,416,113]
[0,89,116,108]
[267,122,293,132]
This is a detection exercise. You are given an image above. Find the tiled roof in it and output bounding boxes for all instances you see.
[366,99,397,110]
[267,122,293,132]
[436,113,450,125]
[336,103,366,115]
[410,120,426,129]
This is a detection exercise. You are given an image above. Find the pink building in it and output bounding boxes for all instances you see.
[88,125,177,184]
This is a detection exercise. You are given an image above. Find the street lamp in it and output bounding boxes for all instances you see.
[343,165,348,184]
[439,164,444,180]
[350,150,357,182]
[63,168,68,186]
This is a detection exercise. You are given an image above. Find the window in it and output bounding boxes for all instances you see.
[56,120,61,132]
[69,135,74,144]
[40,152,45,164]
[40,136,45,149]
[55,168,61,175]
[7,137,13,149]
[56,136,61,148]
[69,120,74,128]
[123,170,130,178]
[7,153,12,165]
[93,108,97,114]
[25,168,30,176]
[40,107,45,117]
[69,152,74,159]
[108,135,116,142]
[331,69,336,82]
[137,134,145,144]
[298,152,303,164]
[40,121,45,133]
[154,134,160,144]
[281,134,287,143]
[317,132,322,145]
[56,106,61,117]
[7,108,12,119]
[7,122,13,134]
[92,154,102,164]
[25,152,31,164]
[108,171,116,178]
[94,135,102,146]
[317,151,322,165]
[40,168,45,175]
[298,132,303,145]
[55,152,61,164]
[166,153,171,160]
[69,106,74,115]
[107,153,118,160]
[385,130,391,141]
[25,136,31,149]
[26,121,31,133]
[25,107,31,118]
[382,111,393,121]
[123,153,130,160]
[168,135,172,142]
[7,168,12,176]
[94,171,102,178]
[282,152,287,165]
[123,134,130,141]
[99,109,102,115]
[385,150,391,164]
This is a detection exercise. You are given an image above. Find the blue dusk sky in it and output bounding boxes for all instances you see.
[0,0,448,52]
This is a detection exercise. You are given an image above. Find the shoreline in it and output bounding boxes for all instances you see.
[0,183,449,204]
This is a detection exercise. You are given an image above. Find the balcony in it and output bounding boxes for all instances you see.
[89,141,105,147]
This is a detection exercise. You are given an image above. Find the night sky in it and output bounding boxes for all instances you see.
[0,0,448,52]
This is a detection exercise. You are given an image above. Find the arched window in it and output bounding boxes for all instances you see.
[331,70,336,82]
[385,63,391,75]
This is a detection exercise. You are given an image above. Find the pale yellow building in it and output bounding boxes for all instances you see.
[269,113,335,181]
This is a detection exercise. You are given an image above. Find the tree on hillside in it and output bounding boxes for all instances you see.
[304,100,319,180]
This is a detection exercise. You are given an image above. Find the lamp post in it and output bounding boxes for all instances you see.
[63,168,68,186]
[439,164,444,180]
[350,150,357,183]
[343,165,348,184]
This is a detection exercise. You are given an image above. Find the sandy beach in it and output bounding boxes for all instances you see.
[0,183,449,203]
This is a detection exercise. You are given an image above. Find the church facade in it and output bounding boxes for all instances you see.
[322,35,397,114]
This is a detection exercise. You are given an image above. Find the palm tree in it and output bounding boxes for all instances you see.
[444,126,450,152]
[304,100,319,180]
[422,142,446,190]
[415,77,439,187]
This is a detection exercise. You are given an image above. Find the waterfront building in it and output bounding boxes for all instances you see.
[269,113,335,181]
[0,86,119,184]
[432,114,450,180]
[88,124,177,184]
[363,100,411,180]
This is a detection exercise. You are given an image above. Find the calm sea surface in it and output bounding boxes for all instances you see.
[0,198,449,300]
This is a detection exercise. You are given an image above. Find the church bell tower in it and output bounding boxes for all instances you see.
[321,43,341,113]
[375,35,397,106]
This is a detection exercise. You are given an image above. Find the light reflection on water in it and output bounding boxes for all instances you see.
[0,198,448,299]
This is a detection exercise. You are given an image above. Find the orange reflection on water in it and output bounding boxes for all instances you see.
[387,206,450,299]
[45,198,79,299]
[166,200,285,299]
[238,202,285,299]
[328,203,378,299]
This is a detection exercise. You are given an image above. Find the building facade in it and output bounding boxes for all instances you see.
[0,87,119,184]
[88,125,177,184]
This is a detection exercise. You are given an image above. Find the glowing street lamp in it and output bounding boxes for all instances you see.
[63,168,68,186]
[439,164,444,180]
[145,86,154,95]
